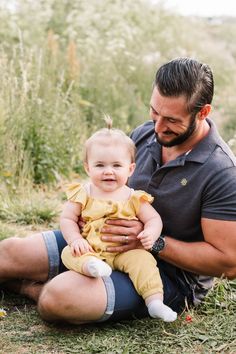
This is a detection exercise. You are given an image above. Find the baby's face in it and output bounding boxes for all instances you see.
[84,142,135,193]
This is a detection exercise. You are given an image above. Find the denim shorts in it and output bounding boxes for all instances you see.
[42,230,193,322]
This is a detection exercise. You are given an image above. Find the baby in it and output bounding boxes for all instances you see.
[60,118,177,322]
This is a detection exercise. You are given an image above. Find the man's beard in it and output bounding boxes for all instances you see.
[155,117,196,147]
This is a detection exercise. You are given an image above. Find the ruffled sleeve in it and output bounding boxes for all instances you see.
[130,190,154,214]
[65,183,88,208]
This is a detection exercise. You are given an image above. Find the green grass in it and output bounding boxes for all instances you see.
[0,189,236,353]
[0,283,236,354]
[0,189,60,226]
[0,260,236,353]
[0,221,14,240]
[0,2,236,352]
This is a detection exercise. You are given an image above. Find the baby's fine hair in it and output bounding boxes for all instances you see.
[84,115,136,163]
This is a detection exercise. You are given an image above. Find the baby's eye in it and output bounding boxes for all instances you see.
[113,163,122,168]
[95,163,104,167]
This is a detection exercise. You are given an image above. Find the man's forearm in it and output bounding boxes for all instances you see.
[159,237,234,278]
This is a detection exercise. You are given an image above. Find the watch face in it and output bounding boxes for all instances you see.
[151,236,165,254]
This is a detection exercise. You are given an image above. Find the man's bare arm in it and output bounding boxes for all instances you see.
[160,218,236,279]
[101,218,236,279]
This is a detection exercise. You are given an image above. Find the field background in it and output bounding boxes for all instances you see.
[0,0,236,353]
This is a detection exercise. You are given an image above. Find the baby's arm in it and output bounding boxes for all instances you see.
[60,201,94,256]
[136,201,163,250]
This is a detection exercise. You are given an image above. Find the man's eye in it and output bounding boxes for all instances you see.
[167,118,177,123]
[150,107,157,115]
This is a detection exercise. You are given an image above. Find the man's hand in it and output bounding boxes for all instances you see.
[101,219,144,253]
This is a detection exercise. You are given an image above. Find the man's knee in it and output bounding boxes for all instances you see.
[38,281,63,321]
[0,237,23,281]
[0,234,43,258]
[38,272,107,324]
[0,237,23,266]
[0,233,49,282]
[0,236,20,253]
[38,277,79,322]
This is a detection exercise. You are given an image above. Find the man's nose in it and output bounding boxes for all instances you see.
[154,117,165,133]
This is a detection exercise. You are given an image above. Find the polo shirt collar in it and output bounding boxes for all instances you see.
[147,135,161,164]
[185,118,220,163]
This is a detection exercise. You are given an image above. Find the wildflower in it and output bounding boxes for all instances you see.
[185,314,192,322]
[0,308,7,318]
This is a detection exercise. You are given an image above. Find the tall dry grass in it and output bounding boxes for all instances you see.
[0,0,236,188]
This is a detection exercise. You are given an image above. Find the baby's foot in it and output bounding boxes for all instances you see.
[147,299,177,322]
[84,257,112,277]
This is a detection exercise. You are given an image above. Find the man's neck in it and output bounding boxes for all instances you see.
[162,120,210,164]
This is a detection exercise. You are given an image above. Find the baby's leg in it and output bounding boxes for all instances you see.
[114,249,177,322]
[145,293,177,322]
[61,246,112,277]
[82,257,112,277]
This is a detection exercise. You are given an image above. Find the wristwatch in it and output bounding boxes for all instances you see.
[150,235,166,256]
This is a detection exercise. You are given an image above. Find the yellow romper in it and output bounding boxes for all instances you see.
[61,183,163,299]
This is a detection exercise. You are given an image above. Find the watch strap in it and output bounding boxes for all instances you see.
[150,234,166,256]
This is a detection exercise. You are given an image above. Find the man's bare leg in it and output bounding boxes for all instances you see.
[0,233,49,283]
[0,234,108,324]
[38,270,107,324]
[3,279,44,302]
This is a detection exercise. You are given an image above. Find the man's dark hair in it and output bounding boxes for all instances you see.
[155,57,214,115]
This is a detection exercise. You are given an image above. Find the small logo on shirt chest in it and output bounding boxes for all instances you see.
[180,178,188,186]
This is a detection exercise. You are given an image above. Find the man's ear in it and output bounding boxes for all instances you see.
[197,104,211,120]
[129,163,136,177]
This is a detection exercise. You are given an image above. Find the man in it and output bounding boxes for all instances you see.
[1,57,236,324]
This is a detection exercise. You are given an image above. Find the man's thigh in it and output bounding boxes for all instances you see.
[108,269,187,322]
[50,230,190,322]
[0,233,49,282]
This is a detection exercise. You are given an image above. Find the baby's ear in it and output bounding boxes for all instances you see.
[129,162,136,176]
[84,162,89,175]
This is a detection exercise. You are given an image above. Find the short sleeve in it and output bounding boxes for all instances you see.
[130,190,154,214]
[202,167,236,220]
[65,183,88,207]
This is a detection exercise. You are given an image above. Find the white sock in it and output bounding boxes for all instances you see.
[147,299,177,322]
[85,257,112,277]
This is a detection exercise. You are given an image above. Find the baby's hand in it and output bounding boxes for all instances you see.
[137,230,157,250]
[69,238,94,256]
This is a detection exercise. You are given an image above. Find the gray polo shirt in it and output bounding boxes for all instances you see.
[129,118,236,305]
